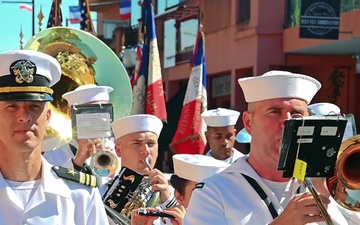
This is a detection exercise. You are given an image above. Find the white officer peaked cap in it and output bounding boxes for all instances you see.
[201,108,240,127]
[173,154,230,182]
[238,70,321,104]
[308,102,340,116]
[0,50,61,102]
[62,84,113,106]
[111,114,163,139]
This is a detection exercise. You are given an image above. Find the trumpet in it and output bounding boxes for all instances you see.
[104,204,131,225]
[89,138,119,177]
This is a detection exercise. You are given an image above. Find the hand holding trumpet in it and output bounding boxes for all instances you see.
[72,139,99,167]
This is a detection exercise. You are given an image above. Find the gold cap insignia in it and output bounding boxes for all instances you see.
[10,59,36,84]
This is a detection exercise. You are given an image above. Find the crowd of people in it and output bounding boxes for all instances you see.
[0,47,359,225]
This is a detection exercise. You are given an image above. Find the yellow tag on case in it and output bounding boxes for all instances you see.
[293,159,307,182]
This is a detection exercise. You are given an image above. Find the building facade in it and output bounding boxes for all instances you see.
[89,0,360,159]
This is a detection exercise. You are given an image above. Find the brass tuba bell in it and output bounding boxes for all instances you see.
[24,27,133,177]
[327,134,360,211]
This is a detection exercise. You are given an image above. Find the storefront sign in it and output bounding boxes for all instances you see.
[300,0,340,40]
[212,75,231,98]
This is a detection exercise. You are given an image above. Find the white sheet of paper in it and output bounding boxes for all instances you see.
[76,113,112,139]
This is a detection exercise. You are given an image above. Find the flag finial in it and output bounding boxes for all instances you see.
[19,25,24,50]
[38,5,44,31]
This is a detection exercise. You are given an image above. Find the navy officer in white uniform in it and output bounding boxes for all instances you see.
[0,50,108,224]
[202,108,244,163]
[184,70,349,225]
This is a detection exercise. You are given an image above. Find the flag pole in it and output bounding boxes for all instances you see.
[2,0,36,36]
[85,0,95,35]
[32,0,35,35]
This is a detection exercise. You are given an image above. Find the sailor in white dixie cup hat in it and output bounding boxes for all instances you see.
[42,84,121,195]
[201,108,244,164]
[111,114,178,214]
[184,70,349,225]
[172,153,229,176]
[166,154,230,223]
[0,50,108,224]
[130,154,230,225]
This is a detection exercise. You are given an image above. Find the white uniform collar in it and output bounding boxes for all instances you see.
[0,157,71,199]
[206,148,244,164]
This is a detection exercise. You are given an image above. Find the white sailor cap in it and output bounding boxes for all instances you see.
[111,114,163,139]
[173,154,230,182]
[201,108,240,127]
[238,70,321,104]
[0,50,61,101]
[308,102,340,116]
[236,127,252,143]
[62,84,113,106]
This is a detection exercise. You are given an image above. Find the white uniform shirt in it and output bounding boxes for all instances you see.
[206,148,244,164]
[336,205,360,225]
[184,156,349,225]
[0,158,108,225]
[43,139,121,196]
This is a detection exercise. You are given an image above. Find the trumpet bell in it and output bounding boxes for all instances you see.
[24,27,133,139]
[327,134,360,212]
[91,150,119,177]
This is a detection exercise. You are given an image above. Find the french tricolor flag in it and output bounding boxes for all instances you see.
[19,3,32,12]
[170,30,208,154]
[131,0,167,122]
[119,0,131,20]
[69,6,81,24]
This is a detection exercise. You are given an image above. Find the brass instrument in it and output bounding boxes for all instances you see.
[327,134,360,211]
[104,204,131,225]
[104,183,161,225]
[102,159,161,225]
[24,27,132,176]
[24,27,133,139]
[305,134,360,225]
[89,138,119,177]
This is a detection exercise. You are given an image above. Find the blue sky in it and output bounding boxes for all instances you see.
[0,0,197,67]
[0,0,88,52]
[0,0,141,53]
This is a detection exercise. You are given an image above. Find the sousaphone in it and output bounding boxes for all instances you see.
[24,27,132,139]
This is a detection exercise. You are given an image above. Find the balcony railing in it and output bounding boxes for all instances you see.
[284,0,360,28]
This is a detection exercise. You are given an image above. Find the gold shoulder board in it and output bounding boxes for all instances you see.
[52,165,97,187]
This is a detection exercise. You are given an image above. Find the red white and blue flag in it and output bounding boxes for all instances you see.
[47,0,63,28]
[119,0,131,20]
[170,30,208,154]
[131,0,167,122]
[19,3,32,12]
[69,6,81,24]
[130,44,143,90]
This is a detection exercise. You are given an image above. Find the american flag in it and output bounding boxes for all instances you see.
[79,0,95,34]
[47,0,63,28]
